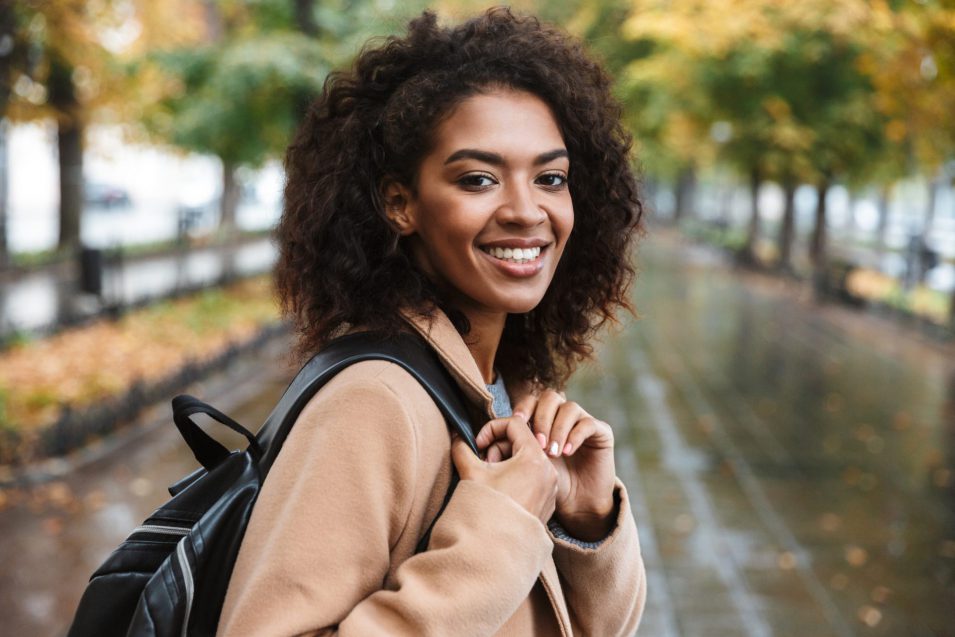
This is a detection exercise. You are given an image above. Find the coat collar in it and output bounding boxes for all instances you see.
[399,307,497,417]
[400,307,572,636]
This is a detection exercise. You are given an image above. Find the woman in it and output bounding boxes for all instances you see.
[219,8,646,636]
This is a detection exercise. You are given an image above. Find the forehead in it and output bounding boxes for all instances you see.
[430,89,566,158]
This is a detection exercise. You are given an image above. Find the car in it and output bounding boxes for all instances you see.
[84,182,132,209]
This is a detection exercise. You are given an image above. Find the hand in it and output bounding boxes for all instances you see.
[451,414,558,524]
[514,390,617,542]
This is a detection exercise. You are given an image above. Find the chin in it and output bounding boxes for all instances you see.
[497,295,546,315]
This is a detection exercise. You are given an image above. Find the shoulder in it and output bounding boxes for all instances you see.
[292,359,448,452]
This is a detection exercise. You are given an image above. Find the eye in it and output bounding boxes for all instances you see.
[457,173,497,191]
[537,172,568,190]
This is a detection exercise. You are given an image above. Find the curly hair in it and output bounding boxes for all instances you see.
[275,7,643,389]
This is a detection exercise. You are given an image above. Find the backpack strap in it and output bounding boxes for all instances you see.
[256,330,479,474]
[254,330,480,553]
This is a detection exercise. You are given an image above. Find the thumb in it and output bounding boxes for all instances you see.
[450,435,481,478]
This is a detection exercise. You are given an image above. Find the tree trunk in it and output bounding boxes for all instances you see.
[0,2,13,269]
[845,189,857,239]
[294,0,318,36]
[292,0,319,117]
[202,0,223,41]
[922,174,939,242]
[673,166,696,223]
[220,159,240,238]
[219,159,240,282]
[876,183,891,251]
[809,179,830,268]
[810,180,831,299]
[56,120,83,251]
[950,287,955,334]
[0,120,8,269]
[777,181,796,272]
[48,54,83,252]
[744,166,761,263]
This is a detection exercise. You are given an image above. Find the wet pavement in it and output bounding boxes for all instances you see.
[0,338,297,636]
[1,232,953,636]
[570,232,955,636]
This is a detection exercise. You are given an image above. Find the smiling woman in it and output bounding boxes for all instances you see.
[218,8,646,636]
[382,89,575,364]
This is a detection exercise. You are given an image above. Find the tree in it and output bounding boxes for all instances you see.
[129,0,422,239]
[0,1,14,267]
[7,0,118,253]
[619,0,892,274]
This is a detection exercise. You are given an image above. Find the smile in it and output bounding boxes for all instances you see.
[479,245,543,264]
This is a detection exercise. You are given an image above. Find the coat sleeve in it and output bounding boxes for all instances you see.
[218,364,554,637]
[549,479,647,637]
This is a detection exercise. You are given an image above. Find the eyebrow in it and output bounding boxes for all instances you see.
[444,148,569,166]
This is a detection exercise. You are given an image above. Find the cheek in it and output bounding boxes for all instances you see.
[555,205,575,249]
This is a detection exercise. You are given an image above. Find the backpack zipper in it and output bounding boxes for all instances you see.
[126,524,191,539]
[177,538,194,637]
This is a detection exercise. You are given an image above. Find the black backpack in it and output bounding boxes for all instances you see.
[67,331,478,637]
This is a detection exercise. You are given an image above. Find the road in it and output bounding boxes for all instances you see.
[0,231,952,636]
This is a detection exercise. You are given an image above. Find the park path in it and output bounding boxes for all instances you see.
[0,231,953,636]
[568,231,954,636]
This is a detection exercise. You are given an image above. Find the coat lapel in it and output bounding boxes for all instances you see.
[400,307,574,637]
[400,308,496,416]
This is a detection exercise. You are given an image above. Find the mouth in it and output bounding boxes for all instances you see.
[478,244,548,265]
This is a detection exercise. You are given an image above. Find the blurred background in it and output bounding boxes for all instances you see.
[0,1,953,635]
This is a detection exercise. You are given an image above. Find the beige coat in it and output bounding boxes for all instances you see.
[218,309,646,636]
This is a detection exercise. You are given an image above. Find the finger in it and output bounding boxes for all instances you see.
[530,390,566,450]
[563,417,596,455]
[450,435,481,478]
[475,418,511,449]
[565,418,614,455]
[486,440,513,463]
[511,393,538,424]
[475,415,539,451]
[547,401,586,457]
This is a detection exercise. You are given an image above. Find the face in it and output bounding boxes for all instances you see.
[387,89,574,321]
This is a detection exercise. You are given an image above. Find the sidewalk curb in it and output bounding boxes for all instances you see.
[0,322,291,488]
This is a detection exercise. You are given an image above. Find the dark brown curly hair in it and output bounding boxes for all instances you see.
[275,7,643,389]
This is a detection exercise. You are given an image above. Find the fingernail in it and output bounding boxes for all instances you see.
[548,441,559,456]
[536,433,547,449]
[514,410,528,422]
[563,442,572,455]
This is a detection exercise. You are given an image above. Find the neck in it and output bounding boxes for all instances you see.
[458,308,506,384]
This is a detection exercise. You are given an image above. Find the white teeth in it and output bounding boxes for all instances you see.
[483,245,542,263]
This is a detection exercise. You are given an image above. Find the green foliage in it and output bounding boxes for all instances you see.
[142,31,328,166]
[615,0,890,188]
[131,0,428,168]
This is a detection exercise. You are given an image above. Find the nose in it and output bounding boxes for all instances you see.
[496,181,546,226]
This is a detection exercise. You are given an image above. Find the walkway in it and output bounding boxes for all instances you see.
[1,232,952,635]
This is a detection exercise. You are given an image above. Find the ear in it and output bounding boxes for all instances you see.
[381,178,416,236]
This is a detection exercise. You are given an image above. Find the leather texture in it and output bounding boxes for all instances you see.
[66,330,477,637]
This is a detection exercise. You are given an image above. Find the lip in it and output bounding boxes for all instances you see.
[479,237,551,249]
[477,244,547,278]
